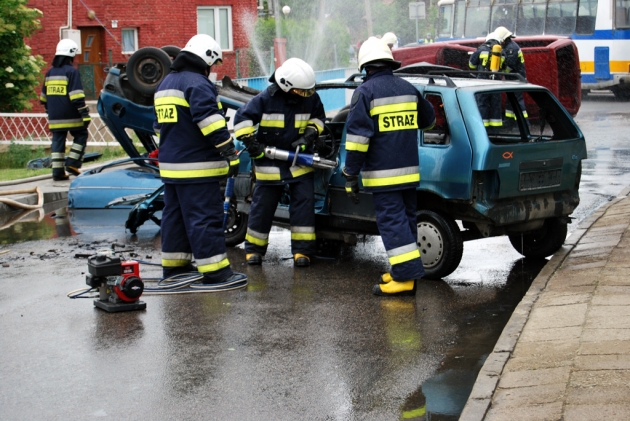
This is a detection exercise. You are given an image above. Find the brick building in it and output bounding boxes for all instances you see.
[27,0,259,108]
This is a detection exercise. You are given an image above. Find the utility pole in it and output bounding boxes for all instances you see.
[364,0,373,37]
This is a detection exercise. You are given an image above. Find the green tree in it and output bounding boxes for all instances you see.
[0,0,45,112]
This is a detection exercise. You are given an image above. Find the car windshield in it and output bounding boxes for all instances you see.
[474,89,580,144]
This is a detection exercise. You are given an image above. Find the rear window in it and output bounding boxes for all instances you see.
[474,89,580,144]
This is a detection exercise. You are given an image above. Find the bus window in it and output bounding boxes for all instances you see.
[491,0,518,34]
[576,0,598,34]
[546,0,578,35]
[438,2,455,38]
[454,0,467,38]
[465,0,493,37]
[517,0,547,35]
[616,0,630,28]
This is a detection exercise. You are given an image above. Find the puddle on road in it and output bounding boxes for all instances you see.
[399,257,547,419]
[0,201,72,245]
[0,205,160,246]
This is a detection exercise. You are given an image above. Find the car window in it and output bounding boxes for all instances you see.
[475,89,580,144]
[422,93,450,145]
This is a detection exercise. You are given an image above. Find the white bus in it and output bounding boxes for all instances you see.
[436,0,630,99]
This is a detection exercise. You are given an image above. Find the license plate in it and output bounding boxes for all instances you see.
[519,169,562,191]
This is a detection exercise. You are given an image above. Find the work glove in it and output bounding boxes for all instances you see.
[291,126,318,152]
[78,105,91,129]
[239,133,265,159]
[342,167,360,205]
[218,140,240,178]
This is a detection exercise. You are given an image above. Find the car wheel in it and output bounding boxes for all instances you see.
[224,202,248,247]
[417,210,463,280]
[127,47,172,96]
[160,45,181,61]
[508,217,567,259]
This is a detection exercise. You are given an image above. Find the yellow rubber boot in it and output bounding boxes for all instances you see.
[380,272,393,284]
[294,253,310,267]
[372,279,416,296]
[246,253,262,265]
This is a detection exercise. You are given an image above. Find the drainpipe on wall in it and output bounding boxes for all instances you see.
[59,0,72,41]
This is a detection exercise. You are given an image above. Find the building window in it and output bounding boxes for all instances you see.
[197,6,233,51]
[122,28,138,54]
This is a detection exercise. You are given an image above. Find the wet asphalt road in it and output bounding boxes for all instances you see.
[0,94,629,420]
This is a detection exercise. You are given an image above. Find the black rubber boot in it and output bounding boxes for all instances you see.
[162,263,197,279]
[246,253,262,265]
[294,253,310,267]
[202,272,247,285]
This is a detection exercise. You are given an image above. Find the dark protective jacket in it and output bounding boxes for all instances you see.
[502,38,527,78]
[40,58,89,132]
[469,40,504,78]
[343,67,435,192]
[154,67,232,184]
[232,83,325,185]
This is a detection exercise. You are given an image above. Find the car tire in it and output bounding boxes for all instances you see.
[224,202,248,247]
[127,47,172,96]
[508,217,567,259]
[160,45,181,61]
[417,210,463,280]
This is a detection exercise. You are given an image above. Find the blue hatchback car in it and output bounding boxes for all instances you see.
[78,59,587,280]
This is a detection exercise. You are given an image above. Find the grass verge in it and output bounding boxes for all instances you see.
[0,144,130,182]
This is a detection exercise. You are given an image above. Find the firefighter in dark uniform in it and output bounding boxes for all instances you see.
[494,26,529,122]
[343,37,436,296]
[154,34,246,286]
[40,39,91,181]
[468,33,504,129]
[233,58,325,267]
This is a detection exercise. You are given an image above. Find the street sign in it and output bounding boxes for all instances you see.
[409,2,426,20]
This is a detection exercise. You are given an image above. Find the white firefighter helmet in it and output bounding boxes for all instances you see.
[357,36,401,71]
[274,58,316,96]
[493,26,513,42]
[56,39,79,57]
[181,34,223,66]
[382,32,397,47]
[485,31,501,43]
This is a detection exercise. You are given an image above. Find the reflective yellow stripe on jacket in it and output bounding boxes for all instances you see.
[159,161,229,179]
[234,120,257,138]
[260,113,285,128]
[362,166,420,188]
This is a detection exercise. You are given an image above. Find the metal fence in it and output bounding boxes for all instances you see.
[0,113,117,146]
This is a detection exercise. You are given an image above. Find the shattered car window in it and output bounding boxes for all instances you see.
[475,89,581,144]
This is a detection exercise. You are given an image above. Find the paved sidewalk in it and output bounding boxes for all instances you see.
[461,187,630,421]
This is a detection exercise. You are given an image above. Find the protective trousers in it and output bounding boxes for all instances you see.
[51,128,88,177]
[476,93,502,129]
[161,182,233,283]
[373,189,425,281]
[244,174,316,257]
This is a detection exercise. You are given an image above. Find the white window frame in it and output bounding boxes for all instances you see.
[197,6,233,51]
[121,28,139,54]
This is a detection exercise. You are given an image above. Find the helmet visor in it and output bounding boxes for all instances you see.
[290,87,316,97]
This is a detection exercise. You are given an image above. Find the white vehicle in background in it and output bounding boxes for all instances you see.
[436,0,630,99]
